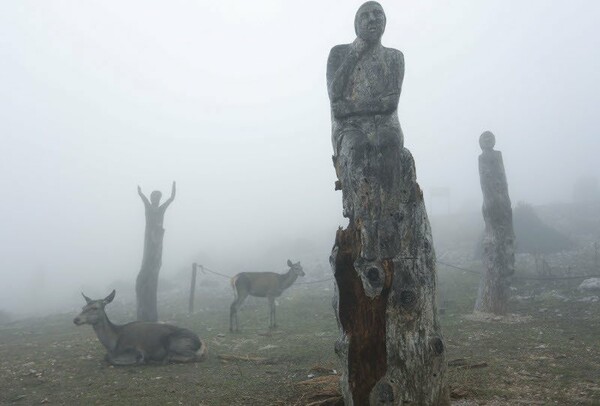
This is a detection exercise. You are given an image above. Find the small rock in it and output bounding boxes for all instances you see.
[578,296,599,303]
[578,278,600,292]
[258,344,278,351]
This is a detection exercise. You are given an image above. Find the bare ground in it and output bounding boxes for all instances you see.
[1,274,599,405]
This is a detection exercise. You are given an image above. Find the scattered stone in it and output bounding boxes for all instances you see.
[578,278,600,292]
[258,344,278,351]
[464,312,532,324]
[577,296,599,303]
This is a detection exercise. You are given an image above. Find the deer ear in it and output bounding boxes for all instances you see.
[287,259,293,267]
[104,290,116,304]
[82,292,93,304]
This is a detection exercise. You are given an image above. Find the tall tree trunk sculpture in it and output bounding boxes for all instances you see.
[136,181,176,322]
[326,2,448,404]
[475,131,515,315]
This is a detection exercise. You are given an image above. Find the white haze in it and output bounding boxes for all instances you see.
[1,1,599,316]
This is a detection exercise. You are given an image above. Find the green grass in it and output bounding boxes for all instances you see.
[1,276,599,405]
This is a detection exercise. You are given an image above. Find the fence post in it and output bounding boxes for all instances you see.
[189,263,197,314]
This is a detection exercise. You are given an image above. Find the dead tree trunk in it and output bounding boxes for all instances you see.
[189,263,198,314]
[136,182,175,321]
[326,3,448,404]
[475,132,515,315]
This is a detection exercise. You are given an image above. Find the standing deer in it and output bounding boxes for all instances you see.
[74,290,207,365]
[230,259,305,332]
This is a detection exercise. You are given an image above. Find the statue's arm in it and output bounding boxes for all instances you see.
[327,44,361,105]
[328,47,404,118]
[160,181,176,210]
[376,49,404,112]
[137,186,150,207]
[355,49,404,115]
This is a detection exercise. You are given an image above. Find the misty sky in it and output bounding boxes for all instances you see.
[1,1,599,315]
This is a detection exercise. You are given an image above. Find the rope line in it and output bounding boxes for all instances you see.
[195,261,599,285]
[197,264,334,285]
[437,260,600,281]
[296,277,334,285]
[437,261,481,275]
[197,264,232,280]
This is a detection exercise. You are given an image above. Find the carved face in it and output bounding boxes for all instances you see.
[355,2,386,42]
[479,131,496,151]
[150,190,162,206]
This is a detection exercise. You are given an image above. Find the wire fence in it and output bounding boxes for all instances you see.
[436,260,600,281]
[193,259,600,287]
[197,263,335,285]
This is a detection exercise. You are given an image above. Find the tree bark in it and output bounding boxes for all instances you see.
[136,220,164,321]
[475,132,515,315]
[188,263,198,314]
[331,149,448,405]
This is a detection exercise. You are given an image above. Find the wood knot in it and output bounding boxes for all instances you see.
[398,289,417,308]
[375,382,394,403]
[369,381,394,405]
[430,337,445,355]
[367,267,382,286]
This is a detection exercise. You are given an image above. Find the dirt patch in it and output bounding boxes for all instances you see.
[463,311,533,324]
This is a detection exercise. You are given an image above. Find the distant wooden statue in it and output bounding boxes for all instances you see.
[136,181,176,322]
[326,2,448,404]
[476,131,515,314]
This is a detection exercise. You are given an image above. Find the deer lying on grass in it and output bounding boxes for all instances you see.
[230,259,305,332]
[74,290,206,365]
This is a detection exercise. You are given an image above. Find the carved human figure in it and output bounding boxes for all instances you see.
[327,3,448,404]
[476,131,515,314]
[136,181,176,322]
[327,1,405,259]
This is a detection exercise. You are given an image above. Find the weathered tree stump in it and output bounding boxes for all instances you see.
[327,2,448,404]
[475,131,515,315]
[136,181,176,322]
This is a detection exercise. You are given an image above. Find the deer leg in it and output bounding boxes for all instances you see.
[229,301,236,332]
[268,297,276,329]
[106,349,144,366]
[230,291,248,332]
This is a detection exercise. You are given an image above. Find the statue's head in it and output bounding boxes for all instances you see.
[355,1,386,43]
[150,190,162,206]
[479,131,496,151]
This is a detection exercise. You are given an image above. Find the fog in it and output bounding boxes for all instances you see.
[1,0,599,317]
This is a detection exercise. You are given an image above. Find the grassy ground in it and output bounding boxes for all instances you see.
[1,272,599,405]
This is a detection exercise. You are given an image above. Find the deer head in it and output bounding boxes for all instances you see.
[73,290,116,326]
[287,259,305,277]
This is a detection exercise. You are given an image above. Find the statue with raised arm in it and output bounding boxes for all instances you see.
[327,3,448,404]
[135,181,176,322]
[476,131,515,314]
